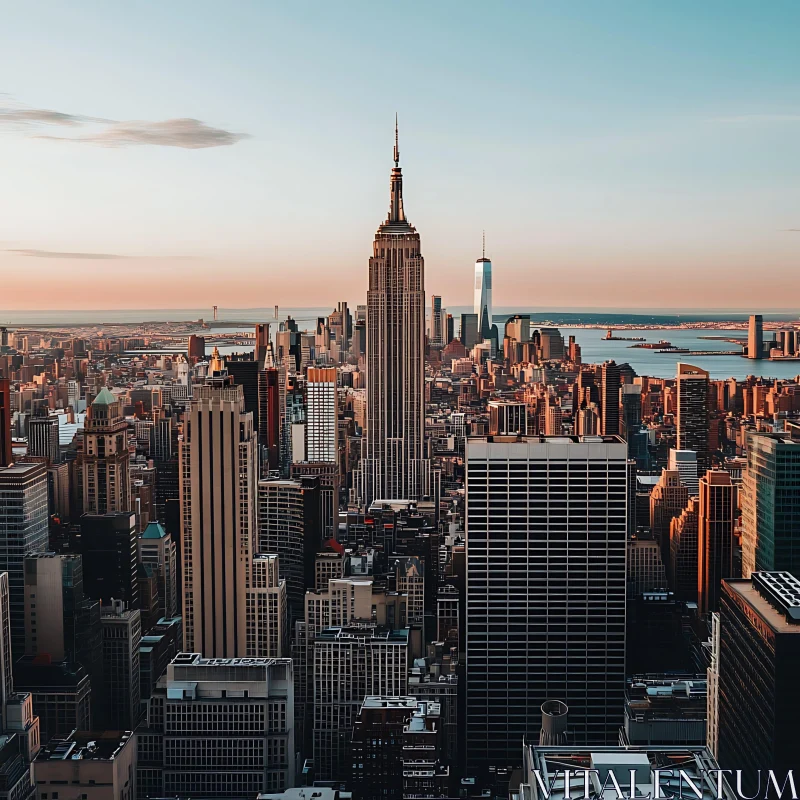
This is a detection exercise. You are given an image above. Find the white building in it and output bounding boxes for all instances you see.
[668,448,699,496]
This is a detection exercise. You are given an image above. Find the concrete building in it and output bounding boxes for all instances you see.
[487,401,527,436]
[27,415,60,465]
[305,367,338,464]
[138,652,295,798]
[0,733,36,800]
[0,463,48,653]
[356,123,433,507]
[33,731,136,800]
[465,435,627,773]
[313,625,410,782]
[180,380,258,657]
[81,388,130,515]
[247,554,288,658]
[741,432,800,577]
[717,573,800,792]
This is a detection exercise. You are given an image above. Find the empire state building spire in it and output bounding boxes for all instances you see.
[388,114,406,224]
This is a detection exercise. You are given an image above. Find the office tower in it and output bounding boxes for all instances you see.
[257,476,321,622]
[227,356,261,429]
[649,469,689,564]
[627,536,667,596]
[747,313,763,359]
[329,301,351,355]
[668,448,699,495]
[153,410,179,523]
[138,653,295,798]
[741,432,800,576]
[0,378,11,468]
[79,511,139,608]
[180,380,258,657]
[259,367,281,472]
[488,400,527,436]
[0,462,48,653]
[313,625,410,782]
[187,334,206,360]
[460,313,479,350]
[599,360,621,435]
[538,327,565,360]
[139,521,178,620]
[707,612,721,758]
[34,732,136,800]
[620,383,642,439]
[430,295,445,347]
[306,367,337,463]
[474,237,493,341]
[573,368,599,414]
[465,435,627,772]
[676,363,710,471]
[0,572,10,730]
[669,497,699,601]
[256,322,271,364]
[358,122,432,507]
[445,312,454,345]
[27,414,59,464]
[82,387,131,515]
[717,573,800,790]
[101,601,142,730]
[697,471,736,614]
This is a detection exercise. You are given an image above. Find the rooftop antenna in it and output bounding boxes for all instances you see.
[482,230,486,259]
[394,113,399,167]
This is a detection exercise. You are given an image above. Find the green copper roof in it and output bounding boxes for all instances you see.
[91,387,117,406]
[141,521,167,539]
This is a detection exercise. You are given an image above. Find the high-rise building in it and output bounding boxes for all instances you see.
[306,367,338,463]
[676,363,710,472]
[697,470,736,614]
[78,511,139,608]
[465,435,627,773]
[717,573,800,791]
[82,387,131,515]
[668,448,699,496]
[741,432,800,577]
[100,601,142,730]
[474,237,493,341]
[313,625,410,782]
[747,313,763,359]
[0,572,12,730]
[649,469,689,567]
[600,360,621,435]
[180,380,258,657]
[259,367,282,473]
[0,378,11,468]
[139,520,179,620]
[257,476,321,622]
[487,400,527,436]
[27,414,60,464]
[430,295,445,347]
[256,322,271,364]
[669,497,699,601]
[460,313,479,350]
[357,122,433,507]
[0,462,48,653]
[138,652,295,798]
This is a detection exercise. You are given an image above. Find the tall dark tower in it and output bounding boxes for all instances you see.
[356,118,433,506]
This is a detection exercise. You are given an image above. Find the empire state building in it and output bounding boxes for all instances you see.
[356,120,434,507]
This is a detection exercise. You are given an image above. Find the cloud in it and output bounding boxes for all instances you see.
[0,99,248,148]
[5,249,202,260]
[714,114,800,124]
[37,118,249,149]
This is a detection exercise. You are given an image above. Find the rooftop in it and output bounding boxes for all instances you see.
[724,572,800,629]
[91,387,118,406]
[140,520,167,539]
[36,731,134,763]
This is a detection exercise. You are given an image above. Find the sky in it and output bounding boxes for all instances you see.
[0,1,798,311]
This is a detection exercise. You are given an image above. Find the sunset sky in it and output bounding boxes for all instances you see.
[1,1,799,311]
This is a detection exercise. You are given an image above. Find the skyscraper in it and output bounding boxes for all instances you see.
[668,448,699,495]
[474,234,493,341]
[180,379,258,656]
[465,434,627,773]
[676,363,710,472]
[358,121,432,507]
[0,378,12,468]
[0,462,48,653]
[697,470,736,614]
[600,360,621,435]
[28,414,60,464]
[717,573,800,790]
[82,387,131,515]
[306,367,338,463]
[741,431,800,576]
[747,313,763,359]
[430,295,445,347]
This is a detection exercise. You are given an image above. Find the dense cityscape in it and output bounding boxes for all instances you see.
[0,117,798,800]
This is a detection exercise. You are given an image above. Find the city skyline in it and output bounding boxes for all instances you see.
[2,2,800,310]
